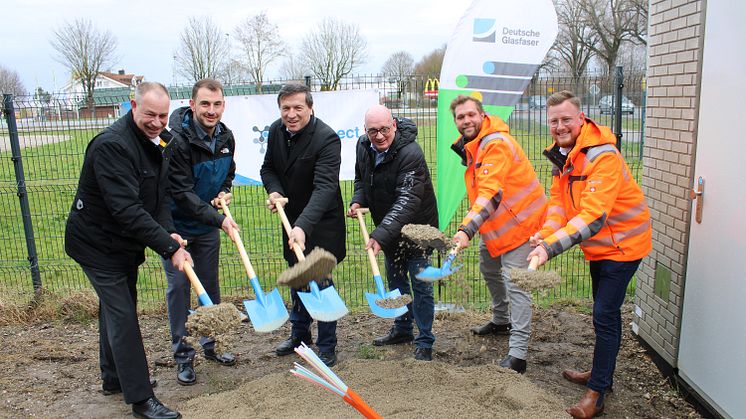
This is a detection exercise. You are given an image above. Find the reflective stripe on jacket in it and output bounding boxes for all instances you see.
[538,118,652,261]
[452,115,547,257]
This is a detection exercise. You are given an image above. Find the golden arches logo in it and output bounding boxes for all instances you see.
[424,78,439,97]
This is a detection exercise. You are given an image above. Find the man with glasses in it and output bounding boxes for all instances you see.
[348,104,438,361]
[528,90,651,418]
[449,95,548,374]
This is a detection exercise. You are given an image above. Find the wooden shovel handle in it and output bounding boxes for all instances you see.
[528,255,539,271]
[182,261,207,296]
[355,209,381,277]
[219,198,257,279]
[273,197,306,261]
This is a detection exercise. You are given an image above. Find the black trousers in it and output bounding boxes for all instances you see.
[82,265,153,404]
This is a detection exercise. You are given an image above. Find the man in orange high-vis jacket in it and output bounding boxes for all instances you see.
[528,90,651,419]
[450,95,547,374]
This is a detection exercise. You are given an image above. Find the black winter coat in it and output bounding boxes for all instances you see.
[351,117,438,256]
[260,115,346,265]
[65,111,180,270]
[167,106,236,236]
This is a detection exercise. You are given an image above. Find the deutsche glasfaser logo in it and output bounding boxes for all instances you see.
[252,125,270,153]
[473,18,497,42]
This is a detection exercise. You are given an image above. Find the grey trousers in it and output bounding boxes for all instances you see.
[162,229,221,364]
[479,239,533,360]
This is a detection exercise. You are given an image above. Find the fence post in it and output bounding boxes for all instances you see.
[2,94,42,293]
[613,66,624,150]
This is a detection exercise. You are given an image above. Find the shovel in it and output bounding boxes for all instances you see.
[274,197,348,322]
[220,198,289,333]
[354,208,409,319]
[509,255,562,292]
[183,261,214,307]
[415,241,463,282]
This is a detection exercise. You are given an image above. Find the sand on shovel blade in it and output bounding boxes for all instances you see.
[276,247,337,289]
[374,294,412,309]
[185,303,243,354]
[508,268,562,292]
[401,224,447,251]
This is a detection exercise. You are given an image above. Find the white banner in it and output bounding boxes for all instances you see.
[170,89,379,185]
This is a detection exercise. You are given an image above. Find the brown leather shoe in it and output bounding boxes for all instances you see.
[566,389,604,419]
[562,369,591,386]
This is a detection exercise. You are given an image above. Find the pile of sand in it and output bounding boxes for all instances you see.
[185,303,243,354]
[181,358,566,418]
[277,248,338,288]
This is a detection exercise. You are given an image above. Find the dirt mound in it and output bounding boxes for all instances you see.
[181,358,566,418]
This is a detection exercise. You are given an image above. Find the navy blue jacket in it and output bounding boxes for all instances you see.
[167,106,236,236]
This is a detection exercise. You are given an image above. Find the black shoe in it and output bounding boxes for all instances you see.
[414,347,433,361]
[100,377,157,396]
[204,349,236,366]
[275,334,312,356]
[373,328,414,346]
[319,351,337,367]
[176,363,196,386]
[499,355,527,374]
[471,321,511,336]
[132,396,181,419]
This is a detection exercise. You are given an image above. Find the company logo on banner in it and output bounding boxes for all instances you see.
[435,0,558,229]
[169,89,379,185]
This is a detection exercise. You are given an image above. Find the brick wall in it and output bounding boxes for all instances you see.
[634,0,703,365]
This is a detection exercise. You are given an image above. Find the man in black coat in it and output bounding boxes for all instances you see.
[65,82,189,419]
[163,78,239,386]
[261,83,346,367]
[348,104,438,361]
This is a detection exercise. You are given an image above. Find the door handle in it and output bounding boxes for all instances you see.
[688,176,704,223]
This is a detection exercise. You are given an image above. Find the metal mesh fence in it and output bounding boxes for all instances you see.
[1,71,645,310]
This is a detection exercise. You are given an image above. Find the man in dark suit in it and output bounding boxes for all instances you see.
[260,83,346,367]
[65,82,188,419]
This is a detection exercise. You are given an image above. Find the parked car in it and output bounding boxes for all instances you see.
[528,95,547,109]
[599,95,635,114]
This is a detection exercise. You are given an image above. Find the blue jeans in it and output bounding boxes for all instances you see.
[587,259,642,398]
[289,280,338,354]
[384,253,435,349]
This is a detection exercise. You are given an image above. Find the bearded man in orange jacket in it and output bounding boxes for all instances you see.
[528,90,652,419]
[450,95,547,374]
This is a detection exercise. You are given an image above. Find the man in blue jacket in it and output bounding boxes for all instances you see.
[163,79,239,386]
[66,82,188,419]
[348,104,438,361]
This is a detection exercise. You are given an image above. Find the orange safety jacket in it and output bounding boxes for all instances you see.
[452,115,547,257]
[538,118,652,261]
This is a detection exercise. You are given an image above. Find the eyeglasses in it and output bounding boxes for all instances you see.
[366,125,392,137]
[549,113,582,128]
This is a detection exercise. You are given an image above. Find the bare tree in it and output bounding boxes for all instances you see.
[579,0,646,73]
[175,16,230,84]
[279,52,309,82]
[300,18,367,91]
[413,45,446,78]
[552,0,597,81]
[50,19,117,113]
[0,65,27,95]
[234,12,285,93]
[381,51,414,100]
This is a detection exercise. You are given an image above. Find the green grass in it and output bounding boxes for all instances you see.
[0,117,644,311]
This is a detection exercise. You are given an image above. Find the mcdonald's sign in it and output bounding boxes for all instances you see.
[424,78,439,98]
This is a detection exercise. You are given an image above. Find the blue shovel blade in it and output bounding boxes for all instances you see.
[243,288,289,333]
[366,289,409,319]
[297,281,349,322]
[415,263,463,282]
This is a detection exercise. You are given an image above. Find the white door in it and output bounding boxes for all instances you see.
[678,2,746,417]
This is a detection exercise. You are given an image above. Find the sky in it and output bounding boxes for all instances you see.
[3,0,470,93]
